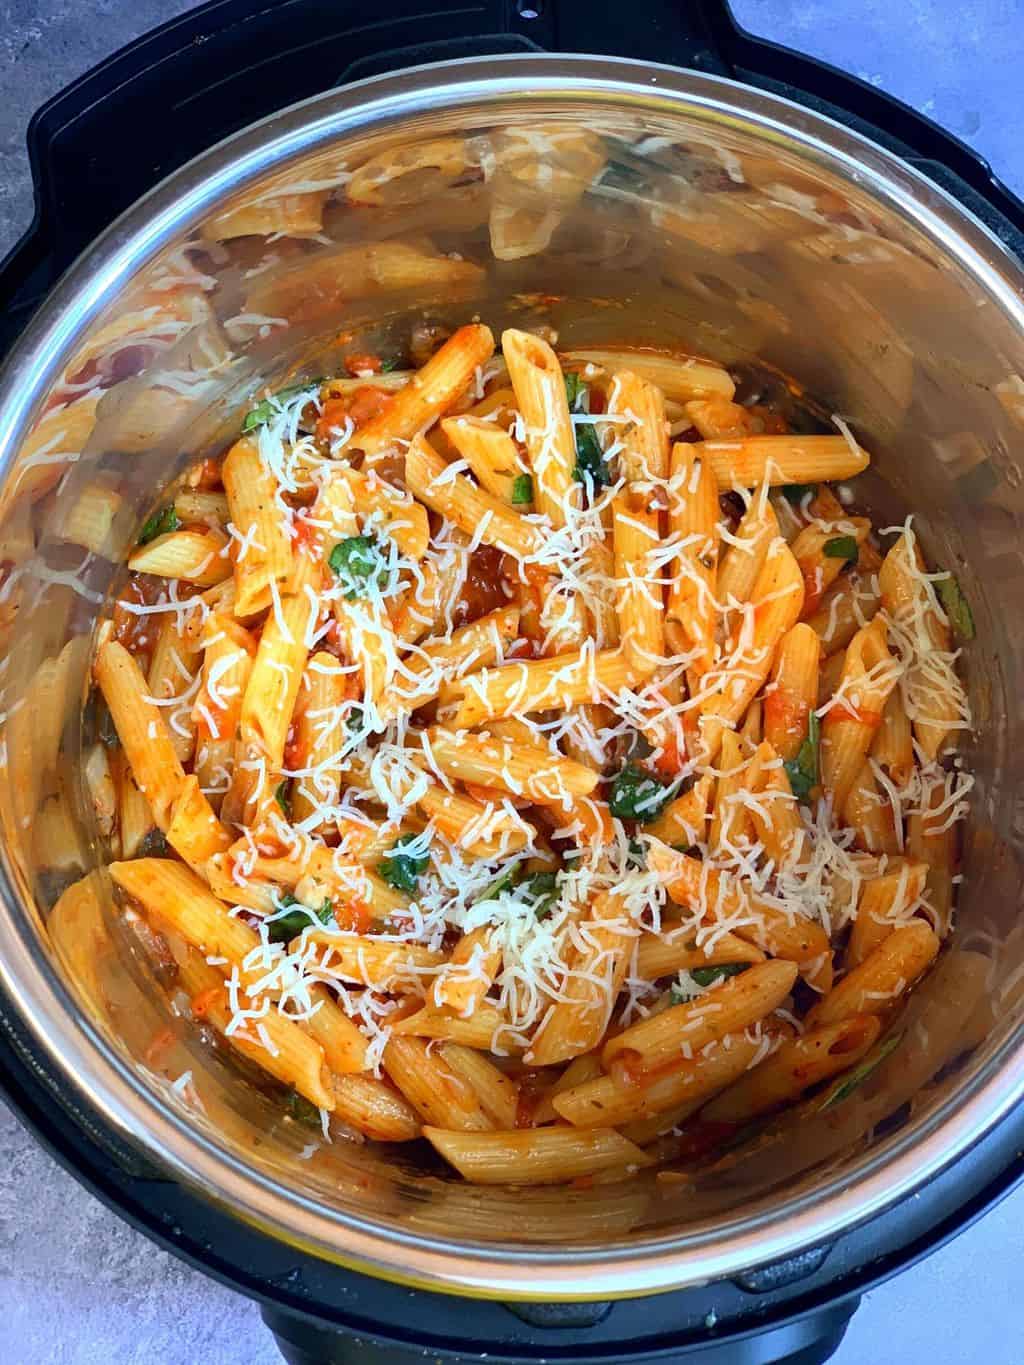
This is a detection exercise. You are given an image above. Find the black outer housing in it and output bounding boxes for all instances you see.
[1,2,1024,1362]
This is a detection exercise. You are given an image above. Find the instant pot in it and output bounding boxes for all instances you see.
[1,2,1023,1362]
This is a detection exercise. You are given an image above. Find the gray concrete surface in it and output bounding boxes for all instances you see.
[2,2,1024,1362]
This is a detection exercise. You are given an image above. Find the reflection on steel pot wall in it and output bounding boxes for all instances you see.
[0,57,1023,1297]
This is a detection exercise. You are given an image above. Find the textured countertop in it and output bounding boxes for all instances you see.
[2,2,1023,1362]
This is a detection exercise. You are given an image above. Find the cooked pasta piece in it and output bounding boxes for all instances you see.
[353,323,495,462]
[820,617,902,812]
[423,1125,652,1185]
[665,443,719,681]
[700,1014,882,1122]
[697,433,870,487]
[503,328,580,525]
[807,921,939,1028]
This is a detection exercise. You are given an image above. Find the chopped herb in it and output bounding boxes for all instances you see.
[285,1090,322,1128]
[818,1033,903,1111]
[573,421,611,489]
[690,963,751,988]
[511,473,534,504]
[242,381,319,433]
[480,863,524,899]
[670,962,750,1004]
[379,357,402,373]
[275,781,291,819]
[345,703,366,732]
[782,483,817,505]
[599,161,651,194]
[562,372,610,486]
[609,761,675,822]
[671,842,699,856]
[784,711,820,802]
[137,504,180,545]
[328,534,386,600]
[564,371,589,412]
[626,838,647,869]
[378,834,430,895]
[823,535,858,564]
[266,894,333,944]
[937,573,975,641]
[521,871,560,918]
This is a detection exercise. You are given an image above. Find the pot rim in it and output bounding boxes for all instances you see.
[2,53,1023,1299]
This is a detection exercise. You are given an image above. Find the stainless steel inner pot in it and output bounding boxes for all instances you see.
[1,55,1023,1300]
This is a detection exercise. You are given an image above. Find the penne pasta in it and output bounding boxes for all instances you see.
[447,647,636,728]
[423,1125,652,1185]
[95,642,185,830]
[555,1028,779,1128]
[128,529,232,586]
[353,323,495,462]
[612,486,665,674]
[383,1037,494,1131]
[222,437,294,615]
[700,1014,882,1122]
[716,491,779,609]
[807,921,939,1028]
[820,617,902,812]
[528,891,637,1066]
[601,959,797,1072]
[441,415,527,504]
[696,433,870,488]
[664,443,719,680]
[560,349,735,402]
[405,434,544,558]
[604,369,670,482]
[847,863,929,967]
[504,329,579,525]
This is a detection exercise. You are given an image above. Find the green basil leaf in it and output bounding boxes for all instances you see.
[573,422,611,489]
[599,162,651,195]
[784,710,820,803]
[275,780,291,819]
[689,962,751,988]
[781,483,816,505]
[480,863,524,899]
[285,1090,322,1127]
[937,573,975,642]
[328,534,386,600]
[818,1033,903,1111]
[609,762,675,822]
[242,381,319,433]
[626,838,647,869]
[379,357,402,373]
[564,371,589,413]
[823,535,858,564]
[670,962,751,1004]
[511,473,534,505]
[378,834,430,895]
[521,870,560,918]
[266,896,333,944]
[137,504,180,545]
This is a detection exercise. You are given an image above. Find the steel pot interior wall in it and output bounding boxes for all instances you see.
[0,59,1023,1297]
